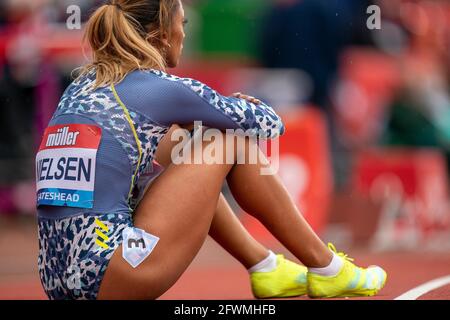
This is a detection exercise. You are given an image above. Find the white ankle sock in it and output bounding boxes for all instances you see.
[248,251,277,273]
[308,252,343,277]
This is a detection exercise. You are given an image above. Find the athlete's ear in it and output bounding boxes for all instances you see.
[160,31,170,49]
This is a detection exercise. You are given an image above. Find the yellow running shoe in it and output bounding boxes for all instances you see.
[250,254,308,299]
[307,243,387,298]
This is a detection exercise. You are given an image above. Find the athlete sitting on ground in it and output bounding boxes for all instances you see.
[36,0,387,300]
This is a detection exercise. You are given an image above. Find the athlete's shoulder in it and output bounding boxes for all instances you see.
[117,69,217,110]
[61,71,105,101]
[146,69,207,90]
[125,69,209,91]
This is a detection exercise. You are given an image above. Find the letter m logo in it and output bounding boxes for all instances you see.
[128,238,146,249]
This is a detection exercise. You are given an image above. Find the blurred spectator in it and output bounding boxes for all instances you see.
[0,2,7,27]
[259,0,378,188]
[382,0,450,169]
[259,0,373,109]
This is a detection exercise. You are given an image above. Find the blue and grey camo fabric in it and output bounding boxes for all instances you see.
[38,213,131,300]
[37,69,285,300]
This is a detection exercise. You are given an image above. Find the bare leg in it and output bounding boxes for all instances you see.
[98,134,236,299]
[227,139,332,268]
[157,126,330,268]
[209,194,268,269]
[156,125,268,269]
[98,131,331,299]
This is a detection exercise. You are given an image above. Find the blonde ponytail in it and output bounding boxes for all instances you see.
[79,0,179,88]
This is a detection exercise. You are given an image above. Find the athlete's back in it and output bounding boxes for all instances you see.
[36,69,285,299]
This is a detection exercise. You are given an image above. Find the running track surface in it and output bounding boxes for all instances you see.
[1,218,449,300]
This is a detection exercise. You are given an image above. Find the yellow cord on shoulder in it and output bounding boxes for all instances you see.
[111,84,143,200]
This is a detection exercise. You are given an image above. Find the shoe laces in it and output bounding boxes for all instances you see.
[327,243,354,262]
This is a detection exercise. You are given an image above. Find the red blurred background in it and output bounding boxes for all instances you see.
[1,0,450,299]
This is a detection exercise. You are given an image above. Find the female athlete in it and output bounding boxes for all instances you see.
[36,0,387,300]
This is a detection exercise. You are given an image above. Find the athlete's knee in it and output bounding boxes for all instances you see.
[171,127,264,167]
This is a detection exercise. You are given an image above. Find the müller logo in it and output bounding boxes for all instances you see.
[46,126,80,147]
[36,124,101,209]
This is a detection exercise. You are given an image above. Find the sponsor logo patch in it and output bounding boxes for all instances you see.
[36,124,102,209]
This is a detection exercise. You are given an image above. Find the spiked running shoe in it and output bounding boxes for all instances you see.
[307,243,387,298]
[250,254,308,299]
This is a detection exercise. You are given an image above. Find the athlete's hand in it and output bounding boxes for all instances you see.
[232,92,261,105]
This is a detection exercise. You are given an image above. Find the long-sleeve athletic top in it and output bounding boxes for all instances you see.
[36,69,285,219]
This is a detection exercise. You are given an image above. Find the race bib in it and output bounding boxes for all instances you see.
[36,124,102,209]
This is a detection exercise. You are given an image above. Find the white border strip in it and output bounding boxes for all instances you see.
[395,275,450,300]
